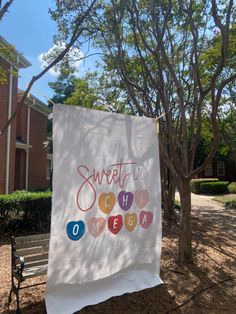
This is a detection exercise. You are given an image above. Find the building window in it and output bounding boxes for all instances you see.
[46,158,52,180]
[217,161,225,177]
[205,163,213,177]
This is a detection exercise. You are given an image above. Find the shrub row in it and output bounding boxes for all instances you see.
[200,181,229,194]
[191,178,236,195]
[228,182,236,194]
[190,178,219,194]
[0,191,52,233]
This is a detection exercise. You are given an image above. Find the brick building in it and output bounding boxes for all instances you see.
[199,159,236,182]
[0,36,52,194]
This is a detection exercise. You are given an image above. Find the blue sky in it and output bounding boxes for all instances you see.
[0,0,98,103]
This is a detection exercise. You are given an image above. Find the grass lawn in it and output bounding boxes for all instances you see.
[213,194,236,204]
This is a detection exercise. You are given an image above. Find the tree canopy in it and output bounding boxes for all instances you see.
[49,0,236,263]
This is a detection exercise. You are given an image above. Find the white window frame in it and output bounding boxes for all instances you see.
[217,161,225,177]
[46,154,53,180]
[205,162,213,177]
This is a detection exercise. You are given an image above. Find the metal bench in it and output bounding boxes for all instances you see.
[8,233,50,313]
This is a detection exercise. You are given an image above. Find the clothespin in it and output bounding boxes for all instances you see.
[155,112,167,135]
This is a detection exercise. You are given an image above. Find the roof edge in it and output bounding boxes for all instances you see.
[18,89,51,116]
[0,36,31,68]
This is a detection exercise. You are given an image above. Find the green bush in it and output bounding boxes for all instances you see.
[190,178,219,194]
[200,181,229,195]
[0,191,52,233]
[228,182,236,194]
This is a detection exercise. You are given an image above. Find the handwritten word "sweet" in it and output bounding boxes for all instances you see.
[76,160,136,212]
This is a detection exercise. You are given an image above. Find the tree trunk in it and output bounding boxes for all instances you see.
[161,161,176,224]
[162,178,176,223]
[178,179,193,264]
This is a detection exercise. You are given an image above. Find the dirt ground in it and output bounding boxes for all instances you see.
[0,194,235,314]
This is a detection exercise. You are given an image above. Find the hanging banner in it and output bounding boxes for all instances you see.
[46,104,162,314]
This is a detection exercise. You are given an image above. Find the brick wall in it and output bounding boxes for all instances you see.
[16,101,28,142]
[0,58,8,194]
[14,102,28,191]
[15,148,26,190]
[0,57,18,194]
[9,72,18,193]
[28,108,49,190]
[1,55,50,194]
[198,159,236,181]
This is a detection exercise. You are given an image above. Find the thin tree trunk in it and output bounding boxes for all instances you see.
[178,179,193,264]
[166,177,176,221]
[162,172,176,224]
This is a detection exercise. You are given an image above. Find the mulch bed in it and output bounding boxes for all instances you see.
[1,203,235,313]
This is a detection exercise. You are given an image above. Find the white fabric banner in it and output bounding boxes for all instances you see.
[46,104,162,314]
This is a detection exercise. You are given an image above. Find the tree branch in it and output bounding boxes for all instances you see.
[189,105,220,179]
[159,139,180,180]
[204,0,233,95]
[0,0,14,20]
[216,72,236,104]
[0,0,98,135]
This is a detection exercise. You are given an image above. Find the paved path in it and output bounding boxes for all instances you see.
[175,193,236,238]
[175,192,224,209]
[176,192,236,271]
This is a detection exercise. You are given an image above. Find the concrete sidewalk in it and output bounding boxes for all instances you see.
[175,192,224,208]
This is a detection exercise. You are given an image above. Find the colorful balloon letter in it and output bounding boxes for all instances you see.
[98,192,116,214]
[87,217,106,237]
[118,190,133,211]
[134,189,150,208]
[66,220,85,241]
[124,213,137,232]
[108,214,123,234]
[139,211,153,229]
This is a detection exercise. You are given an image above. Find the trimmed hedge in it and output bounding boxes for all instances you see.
[200,181,229,195]
[0,191,52,233]
[228,182,236,194]
[190,178,219,194]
